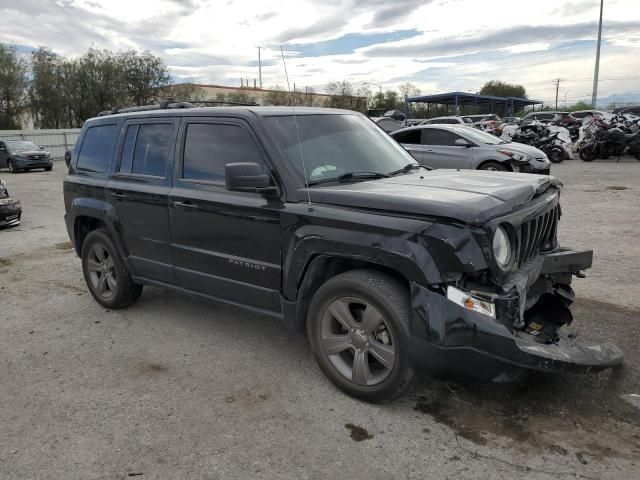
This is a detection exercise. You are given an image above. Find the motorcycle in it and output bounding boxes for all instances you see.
[579,127,640,161]
[512,125,567,163]
[536,132,566,163]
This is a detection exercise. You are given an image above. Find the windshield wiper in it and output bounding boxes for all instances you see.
[306,171,389,186]
[388,163,428,176]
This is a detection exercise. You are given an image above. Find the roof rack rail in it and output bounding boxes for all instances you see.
[97,98,259,116]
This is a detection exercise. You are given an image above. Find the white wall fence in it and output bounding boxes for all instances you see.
[0,129,81,159]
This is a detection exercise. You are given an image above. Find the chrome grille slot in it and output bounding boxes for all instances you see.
[518,205,559,266]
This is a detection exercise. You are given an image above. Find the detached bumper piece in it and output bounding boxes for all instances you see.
[513,333,623,373]
[409,248,624,381]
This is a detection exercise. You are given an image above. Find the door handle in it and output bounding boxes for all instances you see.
[109,192,127,199]
[425,149,434,153]
[173,201,199,210]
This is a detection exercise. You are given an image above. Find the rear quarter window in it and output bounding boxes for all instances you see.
[77,124,117,174]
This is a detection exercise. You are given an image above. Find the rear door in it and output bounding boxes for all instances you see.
[168,118,282,314]
[105,119,178,283]
[420,128,473,169]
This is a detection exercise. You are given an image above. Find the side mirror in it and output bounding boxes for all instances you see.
[65,150,72,167]
[455,138,472,147]
[225,162,276,194]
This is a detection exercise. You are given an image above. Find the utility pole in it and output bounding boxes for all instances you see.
[553,78,560,109]
[257,46,263,88]
[592,0,604,108]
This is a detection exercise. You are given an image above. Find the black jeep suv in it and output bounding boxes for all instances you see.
[63,103,623,402]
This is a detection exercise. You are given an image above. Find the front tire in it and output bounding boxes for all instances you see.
[479,161,508,171]
[579,143,598,162]
[307,270,414,403]
[81,228,142,309]
[8,160,17,173]
[546,146,565,163]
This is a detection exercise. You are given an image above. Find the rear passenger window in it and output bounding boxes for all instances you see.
[77,125,117,173]
[182,123,263,182]
[422,129,461,146]
[118,123,172,177]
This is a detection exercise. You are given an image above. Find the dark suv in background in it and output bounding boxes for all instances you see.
[63,102,622,402]
[0,140,53,173]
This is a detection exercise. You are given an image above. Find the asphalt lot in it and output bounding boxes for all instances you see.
[1,159,639,479]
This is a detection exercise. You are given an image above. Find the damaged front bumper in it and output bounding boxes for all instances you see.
[409,248,624,381]
[0,198,21,227]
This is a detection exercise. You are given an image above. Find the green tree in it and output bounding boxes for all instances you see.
[480,80,527,98]
[0,44,28,129]
[29,47,68,128]
[118,50,171,106]
[370,90,403,111]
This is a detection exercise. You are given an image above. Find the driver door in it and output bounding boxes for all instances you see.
[168,118,283,314]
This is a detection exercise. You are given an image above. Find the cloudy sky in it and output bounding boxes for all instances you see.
[1,0,639,104]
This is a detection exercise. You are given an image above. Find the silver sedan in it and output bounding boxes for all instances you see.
[390,125,551,174]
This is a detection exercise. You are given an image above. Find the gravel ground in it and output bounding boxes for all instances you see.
[1,159,639,480]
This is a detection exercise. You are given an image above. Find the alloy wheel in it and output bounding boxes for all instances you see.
[86,243,117,299]
[320,297,396,386]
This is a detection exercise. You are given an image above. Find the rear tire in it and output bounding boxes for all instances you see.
[547,147,564,163]
[81,228,142,309]
[479,161,508,171]
[307,269,415,403]
[44,166,52,171]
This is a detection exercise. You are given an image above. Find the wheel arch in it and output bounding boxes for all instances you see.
[477,159,513,171]
[284,254,415,333]
[69,198,126,258]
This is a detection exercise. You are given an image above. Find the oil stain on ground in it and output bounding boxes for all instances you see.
[137,362,168,375]
[345,423,373,441]
[53,241,73,250]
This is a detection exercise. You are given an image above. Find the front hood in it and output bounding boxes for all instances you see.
[13,150,48,156]
[305,170,561,225]
[501,142,546,159]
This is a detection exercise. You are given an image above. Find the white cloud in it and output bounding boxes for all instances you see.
[0,0,638,104]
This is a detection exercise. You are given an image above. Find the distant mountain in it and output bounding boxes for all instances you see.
[597,92,640,108]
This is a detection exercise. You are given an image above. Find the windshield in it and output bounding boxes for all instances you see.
[264,114,417,185]
[6,141,40,152]
[456,127,506,145]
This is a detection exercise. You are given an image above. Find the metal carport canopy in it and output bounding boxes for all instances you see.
[405,91,543,114]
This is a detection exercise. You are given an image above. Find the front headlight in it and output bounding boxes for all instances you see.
[498,149,527,163]
[492,226,512,269]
